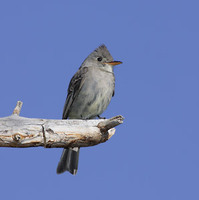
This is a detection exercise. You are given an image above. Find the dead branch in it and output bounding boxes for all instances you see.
[0,101,124,148]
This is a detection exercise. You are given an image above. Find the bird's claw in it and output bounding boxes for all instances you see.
[97,115,106,119]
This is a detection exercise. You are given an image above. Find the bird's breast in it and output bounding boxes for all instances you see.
[69,67,115,119]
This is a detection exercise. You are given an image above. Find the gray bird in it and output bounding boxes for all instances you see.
[56,44,122,175]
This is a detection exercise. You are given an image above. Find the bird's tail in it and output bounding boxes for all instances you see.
[56,147,80,175]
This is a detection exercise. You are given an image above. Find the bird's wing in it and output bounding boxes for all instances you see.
[112,76,115,97]
[112,88,115,97]
[62,67,88,119]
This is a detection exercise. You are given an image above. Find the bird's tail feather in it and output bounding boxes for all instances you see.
[56,147,80,175]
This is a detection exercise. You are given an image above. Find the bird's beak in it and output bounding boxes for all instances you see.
[104,61,122,66]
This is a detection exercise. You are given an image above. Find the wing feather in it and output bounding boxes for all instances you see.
[62,67,88,119]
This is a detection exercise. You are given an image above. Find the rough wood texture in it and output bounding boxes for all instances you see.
[0,101,124,148]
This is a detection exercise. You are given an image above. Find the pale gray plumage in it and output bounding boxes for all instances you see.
[56,44,122,175]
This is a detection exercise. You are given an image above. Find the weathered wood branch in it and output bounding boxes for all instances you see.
[0,101,124,148]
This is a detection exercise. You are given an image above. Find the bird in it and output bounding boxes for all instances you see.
[56,44,122,175]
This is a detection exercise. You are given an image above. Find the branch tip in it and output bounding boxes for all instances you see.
[97,115,124,133]
[12,101,23,116]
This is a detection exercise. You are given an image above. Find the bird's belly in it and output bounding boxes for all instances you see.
[69,72,114,119]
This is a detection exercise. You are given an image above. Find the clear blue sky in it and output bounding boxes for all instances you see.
[0,0,199,199]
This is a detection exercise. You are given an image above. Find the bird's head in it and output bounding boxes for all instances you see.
[80,44,122,73]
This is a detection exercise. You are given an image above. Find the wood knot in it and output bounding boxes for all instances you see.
[13,134,21,142]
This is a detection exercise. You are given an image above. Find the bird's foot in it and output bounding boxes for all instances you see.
[97,115,106,119]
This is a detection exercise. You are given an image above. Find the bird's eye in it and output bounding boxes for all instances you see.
[97,57,102,62]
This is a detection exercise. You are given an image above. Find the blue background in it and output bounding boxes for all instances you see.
[0,0,199,199]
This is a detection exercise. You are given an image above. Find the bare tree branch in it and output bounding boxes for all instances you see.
[0,101,124,148]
